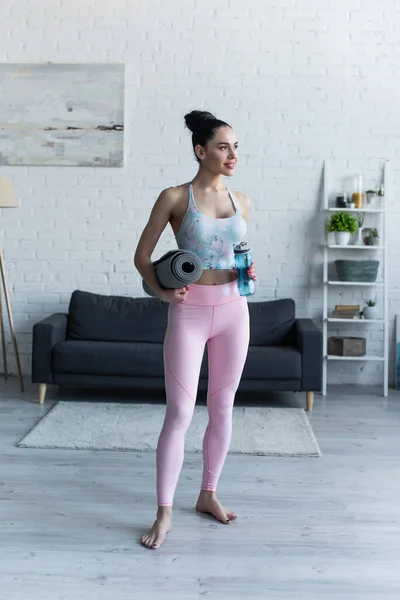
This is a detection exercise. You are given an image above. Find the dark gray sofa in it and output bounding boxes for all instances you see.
[32,290,322,411]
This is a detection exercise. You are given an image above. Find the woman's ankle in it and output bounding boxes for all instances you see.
[157,505,173,519]
[199,489,217,500]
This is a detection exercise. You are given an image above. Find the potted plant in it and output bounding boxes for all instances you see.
[369,228,379,246]
[363,299,378,320]
[327,211,358,246]
[366,189,377,204]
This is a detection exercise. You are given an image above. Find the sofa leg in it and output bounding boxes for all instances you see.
[306,391,314,412]
[38,384,47,405]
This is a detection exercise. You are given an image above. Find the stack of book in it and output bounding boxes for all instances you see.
[330,304,361,319]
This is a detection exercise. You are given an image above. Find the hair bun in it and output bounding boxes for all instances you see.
[184,110,217,133]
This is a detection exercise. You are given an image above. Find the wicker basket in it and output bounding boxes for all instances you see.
[334,260,379,282]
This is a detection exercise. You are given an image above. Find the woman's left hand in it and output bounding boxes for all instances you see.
[247,262,257,281]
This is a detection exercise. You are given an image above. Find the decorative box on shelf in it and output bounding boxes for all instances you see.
[328,336,366,357]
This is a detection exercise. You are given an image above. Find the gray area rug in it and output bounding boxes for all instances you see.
[18,402,321,457]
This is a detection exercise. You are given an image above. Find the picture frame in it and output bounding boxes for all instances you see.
[396,315,400,391]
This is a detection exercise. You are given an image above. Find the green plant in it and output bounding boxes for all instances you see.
[365,299,376,307]
[327,211,358,234]
[356,212,365,227]
[370,228,379,238]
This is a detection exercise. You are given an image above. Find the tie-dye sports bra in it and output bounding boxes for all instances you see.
[175,183,247,270]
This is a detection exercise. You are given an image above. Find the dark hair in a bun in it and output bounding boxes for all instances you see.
[184,110,231,162]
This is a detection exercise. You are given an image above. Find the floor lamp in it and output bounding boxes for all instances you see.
[0,177,24,392]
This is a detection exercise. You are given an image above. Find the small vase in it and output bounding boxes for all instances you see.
[356,226,364,246]
[363,306,378,320]
[335,231,351,246]
[352,193,364,209]
[352,174,364,208]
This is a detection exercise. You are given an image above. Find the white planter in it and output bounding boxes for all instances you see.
[355,227,364,246]
[363,306,378,320]
[334,231,351,246]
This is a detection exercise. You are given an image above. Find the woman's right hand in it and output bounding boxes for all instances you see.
[159,286,190,304]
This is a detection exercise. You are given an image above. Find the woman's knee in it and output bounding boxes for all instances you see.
[164,401,194,431]
[208,396,233,425]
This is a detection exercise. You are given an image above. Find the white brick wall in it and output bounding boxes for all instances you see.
[0,0,399,387]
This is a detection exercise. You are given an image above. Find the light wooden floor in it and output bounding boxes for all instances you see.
[1,379,400,600]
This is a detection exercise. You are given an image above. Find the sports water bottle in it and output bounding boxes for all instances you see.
[234,241,255,297]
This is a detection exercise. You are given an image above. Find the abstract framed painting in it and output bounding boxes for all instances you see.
[0,64,124,167]
[397,315,400,391]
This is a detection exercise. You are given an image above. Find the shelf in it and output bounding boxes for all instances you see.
[326,281,384,287]
[326,355,385,362]
[328,245,384,250]
[327,207,384,213]
[327,318,384,323]
[322,159,389,397]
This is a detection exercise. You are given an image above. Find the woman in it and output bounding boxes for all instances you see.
[134,110,256,550]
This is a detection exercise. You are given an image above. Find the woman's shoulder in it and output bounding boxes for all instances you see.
[231,189,251,218]
[158,183,190,204]
[232,189,251,203]
[156,184,190,218]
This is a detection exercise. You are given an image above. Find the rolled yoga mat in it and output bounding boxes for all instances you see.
[142,249,203,297]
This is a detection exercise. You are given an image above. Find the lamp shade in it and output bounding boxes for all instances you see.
[0,177,18,208]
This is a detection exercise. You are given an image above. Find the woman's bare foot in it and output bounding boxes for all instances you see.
[141,506,172,550]
[195,490,237,524]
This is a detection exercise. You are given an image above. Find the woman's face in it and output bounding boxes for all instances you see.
[195,126,239,176]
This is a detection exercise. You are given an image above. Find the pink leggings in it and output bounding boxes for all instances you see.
[157,280,250,506]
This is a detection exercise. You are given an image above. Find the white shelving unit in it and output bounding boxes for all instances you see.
[322,160,390,397]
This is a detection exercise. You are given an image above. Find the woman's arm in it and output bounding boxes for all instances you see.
[134,189,175,297]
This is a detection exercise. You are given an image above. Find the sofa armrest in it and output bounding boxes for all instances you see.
[294,319,322,392]
[31,313,68,384]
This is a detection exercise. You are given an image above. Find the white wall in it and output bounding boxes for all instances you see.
[1,0,399,386]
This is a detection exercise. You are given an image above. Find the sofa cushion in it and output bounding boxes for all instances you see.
[242,345,301,380]
[67,290,168,343]
[248,299,296,346]
[53,340,165,377]
[52,341,300,381]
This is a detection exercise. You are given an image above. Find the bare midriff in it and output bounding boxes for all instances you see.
[195,269,237,286]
